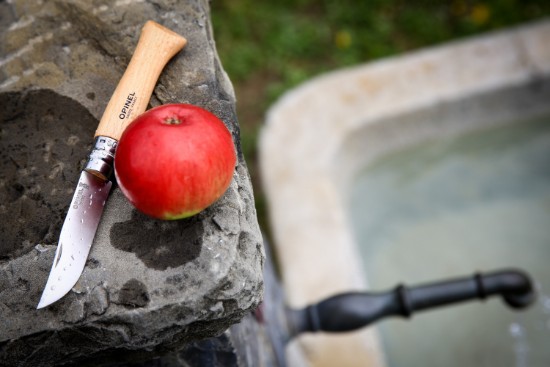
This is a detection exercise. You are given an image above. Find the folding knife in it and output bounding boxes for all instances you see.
[37,21,186,309]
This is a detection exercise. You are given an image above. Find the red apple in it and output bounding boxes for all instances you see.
[114,103,236,220]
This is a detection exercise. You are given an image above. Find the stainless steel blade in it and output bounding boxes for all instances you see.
[37,171,112,309]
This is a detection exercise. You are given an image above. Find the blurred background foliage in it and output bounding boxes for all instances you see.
[210,0,550,231]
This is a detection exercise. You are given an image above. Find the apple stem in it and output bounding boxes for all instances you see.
[163,116,182,125]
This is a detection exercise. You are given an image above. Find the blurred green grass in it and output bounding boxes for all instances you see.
[210,0,549,232]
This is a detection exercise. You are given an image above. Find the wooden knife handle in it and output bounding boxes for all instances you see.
[94,21,187,140]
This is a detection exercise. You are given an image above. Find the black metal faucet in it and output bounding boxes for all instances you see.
[258,238,537,367]
[287,269,535,335]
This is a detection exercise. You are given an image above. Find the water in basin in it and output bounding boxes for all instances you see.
[349,116,550,366]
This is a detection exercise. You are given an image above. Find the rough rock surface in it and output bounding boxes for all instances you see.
[0,1,264,366]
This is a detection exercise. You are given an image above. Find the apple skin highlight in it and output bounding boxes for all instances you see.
[114,104,237,220]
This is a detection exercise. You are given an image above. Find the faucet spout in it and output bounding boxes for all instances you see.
[288,269,536,335]
[478,269,535,309]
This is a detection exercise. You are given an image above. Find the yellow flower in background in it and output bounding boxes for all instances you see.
[335,30,352,49]
[470,3,491,25]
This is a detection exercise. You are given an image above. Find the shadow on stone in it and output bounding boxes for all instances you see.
[0,90,97,261]
[110,210,203,270]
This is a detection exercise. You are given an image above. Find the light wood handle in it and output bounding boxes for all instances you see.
[94,21,187,139]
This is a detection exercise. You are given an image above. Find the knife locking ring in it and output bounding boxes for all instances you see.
[84,136,118,181]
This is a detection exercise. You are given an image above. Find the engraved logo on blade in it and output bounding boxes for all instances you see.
[72,182,90,210]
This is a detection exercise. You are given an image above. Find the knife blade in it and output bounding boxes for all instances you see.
[37,21,187,309]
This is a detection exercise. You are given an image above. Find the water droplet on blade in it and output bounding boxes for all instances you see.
[51,285,56,291]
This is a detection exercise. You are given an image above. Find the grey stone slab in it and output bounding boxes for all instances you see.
[0,1,264,366]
